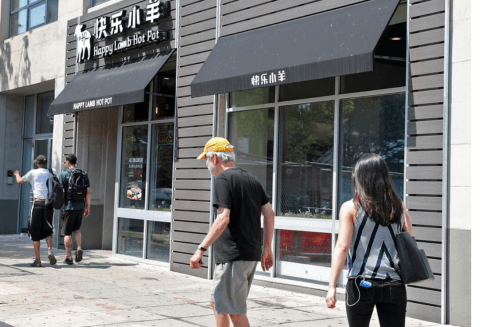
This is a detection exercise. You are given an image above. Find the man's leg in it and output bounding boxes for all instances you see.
[45,235,53,252]
[33,241,41,261]
[64,235,73,259]
[229,314,250,327]
[74,230,82,249]
[211,301,230,327]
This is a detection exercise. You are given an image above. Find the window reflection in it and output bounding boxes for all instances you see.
[228,108,274,198]
[277,101,335,219]
[146,221,171,262]
[117,218,144,258]
[149,124,174,211]
[277,230,332,266]
[120,126,148,209]
[35,92,54,134]
[230,87,275,107]
[338,94,405,210]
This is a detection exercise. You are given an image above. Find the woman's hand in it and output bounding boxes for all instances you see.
[326,287,337,308]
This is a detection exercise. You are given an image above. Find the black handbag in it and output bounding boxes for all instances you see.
[396,229,435,285]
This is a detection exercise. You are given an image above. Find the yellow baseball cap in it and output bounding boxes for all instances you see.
[197,137,234,160]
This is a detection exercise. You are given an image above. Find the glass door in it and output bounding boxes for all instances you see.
[18,92,54,233]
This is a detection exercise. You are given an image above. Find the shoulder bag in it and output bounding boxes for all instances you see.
[396,223,435,285]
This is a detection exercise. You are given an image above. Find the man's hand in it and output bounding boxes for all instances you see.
[190,249,204,270]
[84,207,90,217]
[14,170,20,176]
[261,246,273,271]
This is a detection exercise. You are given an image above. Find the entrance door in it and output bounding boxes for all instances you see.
[18,92,54,233]
[18,138,52,232]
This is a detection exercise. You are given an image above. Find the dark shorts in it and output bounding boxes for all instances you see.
[61,210,83,236]
[29,202,54,242]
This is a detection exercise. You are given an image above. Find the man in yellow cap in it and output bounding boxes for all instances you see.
[190,137,275,327]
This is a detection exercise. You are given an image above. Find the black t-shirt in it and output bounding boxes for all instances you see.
[212,168,270,264]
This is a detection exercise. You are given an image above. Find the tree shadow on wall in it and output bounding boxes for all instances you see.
[0,35,31,90]
[0,42,13,90]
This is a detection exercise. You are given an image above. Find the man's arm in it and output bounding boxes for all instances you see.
[261,202,275,271]
[84,188,91,217]
[14,171,25,185]
[189,205,230,269]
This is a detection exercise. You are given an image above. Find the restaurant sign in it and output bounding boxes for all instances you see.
[75,0,171,63]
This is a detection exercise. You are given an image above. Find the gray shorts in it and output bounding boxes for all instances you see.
[210,261,257,315]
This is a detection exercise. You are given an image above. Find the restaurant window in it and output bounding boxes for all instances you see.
[9,0,58,37]
[224,4,406,285]
[116,60,176,262]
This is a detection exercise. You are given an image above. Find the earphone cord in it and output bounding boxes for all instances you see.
[345,275,365,307]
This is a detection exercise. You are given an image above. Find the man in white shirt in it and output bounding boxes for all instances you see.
[14,155,57,267]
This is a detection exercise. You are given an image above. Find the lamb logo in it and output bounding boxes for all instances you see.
[74,24,93,63]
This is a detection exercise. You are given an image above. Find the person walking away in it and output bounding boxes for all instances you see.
[326,153,413,327]
[58,154,91,265]
[190,137,275,327]
[14,155,57,267]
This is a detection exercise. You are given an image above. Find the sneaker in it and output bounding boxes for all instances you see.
[75,249,83,263]
[48,253,57,265]
[30,260,42,267]
[64,257,73,265]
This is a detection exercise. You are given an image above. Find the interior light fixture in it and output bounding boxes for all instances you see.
[390,36,403,41]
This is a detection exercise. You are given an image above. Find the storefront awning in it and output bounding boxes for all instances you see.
[191,0,399,98]
[49,50,175,115]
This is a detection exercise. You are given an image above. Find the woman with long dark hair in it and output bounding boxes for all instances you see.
[326,153,413,327]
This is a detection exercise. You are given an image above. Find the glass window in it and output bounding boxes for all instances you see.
[35,91,54,134]
[11,0,28,11]
[338,93,405,209]
[120,125,148,209]
[91,0,111,7]
[279,78,335,102]
[117,218,144,258]
[277,230,332,266]
[149,123,174,211]
[152,95,175,120]
[153,74,175,96]
[230,87,275,108]
[46,0,58,24]
[146,221,171,262]
[24,95,35,137]
[228,108,274,198]
[340,60,406,94]
[28,0,45,26]
[9,0,57,37]
[123,95,149,123]
[277,101,335,218]
[10,9,27,36]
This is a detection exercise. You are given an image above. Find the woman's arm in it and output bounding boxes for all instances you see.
[402,204,413,235]
[326,200,356,309]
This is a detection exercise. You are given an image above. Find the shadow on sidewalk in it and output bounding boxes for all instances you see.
[10,262,139,269]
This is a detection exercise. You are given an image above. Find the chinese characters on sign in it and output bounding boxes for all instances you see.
[251,70,287,86]
[76,0,171,63]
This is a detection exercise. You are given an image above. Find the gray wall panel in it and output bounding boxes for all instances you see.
[0,200,19,234]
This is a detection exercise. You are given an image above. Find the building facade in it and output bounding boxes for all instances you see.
[0,0,471,325]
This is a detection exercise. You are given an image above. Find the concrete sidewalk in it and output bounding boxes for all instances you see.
[0,234,448,327]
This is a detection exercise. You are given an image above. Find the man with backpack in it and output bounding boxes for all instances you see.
[58,154,91,265]
[14,155,57,267]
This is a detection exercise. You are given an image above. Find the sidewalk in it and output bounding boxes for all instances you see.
[0,234,448,327]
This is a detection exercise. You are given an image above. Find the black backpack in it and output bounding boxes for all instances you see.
[46,169,65,209]
[67,168,87,202]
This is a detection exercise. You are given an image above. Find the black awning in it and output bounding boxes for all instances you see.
[49,50,175,115]
[191,0,399,98]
